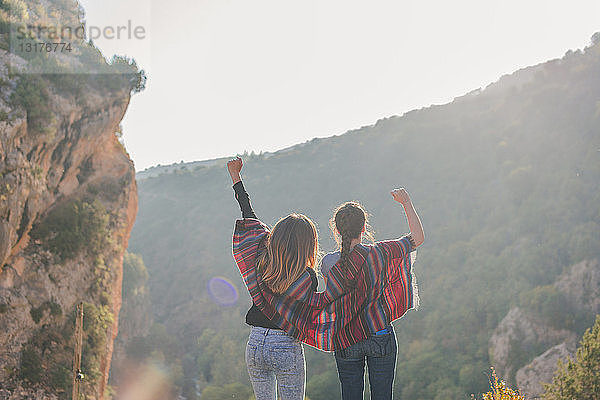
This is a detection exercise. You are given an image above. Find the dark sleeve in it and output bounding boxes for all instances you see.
[307,268,318,292]
[233,181,257,219]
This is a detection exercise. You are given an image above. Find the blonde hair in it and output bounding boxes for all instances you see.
[258,214,319,294]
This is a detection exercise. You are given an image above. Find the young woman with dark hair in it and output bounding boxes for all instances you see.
[320,194,424,400]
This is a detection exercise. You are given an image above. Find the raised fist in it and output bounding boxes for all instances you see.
[227,156,243,176]
[390,188,411,206]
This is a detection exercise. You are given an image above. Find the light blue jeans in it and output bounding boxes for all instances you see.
[246,327,306,400]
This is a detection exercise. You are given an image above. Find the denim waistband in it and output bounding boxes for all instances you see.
[250,326,289,336]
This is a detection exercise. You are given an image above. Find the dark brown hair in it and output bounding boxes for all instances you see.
[329,202,373,278]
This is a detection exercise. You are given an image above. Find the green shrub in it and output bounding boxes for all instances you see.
[48,301,62,316]
[109,55,147,93]
[81,302,114,383]
[49,364,71,392]
[519,286,572,329]
[0,0,28,20]
[30,199,111,262]
[30,164,43,179]
[122,252,148,299]
[30,307,43,324]
[18,321,74,396]
[30,301,62,324]
[42,51,147,97]
[0,303,8,313]
[86,179,125,202]
[91,256,113,305]
[542,316,600,400]
[10,74,54,134]
[19,345,43,383]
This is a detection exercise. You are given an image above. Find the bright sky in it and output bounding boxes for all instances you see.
[78,0,600,171]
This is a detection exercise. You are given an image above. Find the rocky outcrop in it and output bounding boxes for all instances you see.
[488,307,576,383]
[489,259,600,391]
[0,386,58,400]
[516,342,575,399]
[554,259,600,316]
[0,52,138,400]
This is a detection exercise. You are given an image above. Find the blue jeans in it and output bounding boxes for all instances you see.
[246,327,306,400]
[334,326,397,400]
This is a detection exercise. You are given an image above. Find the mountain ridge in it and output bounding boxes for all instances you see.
[135,51,565,179]
[126,34,600,399]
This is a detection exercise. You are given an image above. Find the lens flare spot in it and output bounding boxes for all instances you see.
[117,360,171,400]
[207,277,239,306]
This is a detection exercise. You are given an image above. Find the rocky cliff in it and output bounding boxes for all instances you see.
[0,1,143,398]
[489,259,600,398]
[489,307,577,385]
[515,342,575,399]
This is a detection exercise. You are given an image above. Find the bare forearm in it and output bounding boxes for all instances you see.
[403,201,424,247]
[390,188,424,247]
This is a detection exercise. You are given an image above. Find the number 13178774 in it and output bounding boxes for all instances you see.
[17,42,73,53]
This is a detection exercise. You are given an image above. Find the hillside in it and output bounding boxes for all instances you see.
[0,0,144,398]
[127,35,600,399]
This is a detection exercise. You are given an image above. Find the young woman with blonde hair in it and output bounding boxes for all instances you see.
[228,156,322,400]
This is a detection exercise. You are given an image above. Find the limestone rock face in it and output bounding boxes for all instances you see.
[0,50,138,398]
[0,385,58,400]
[516,342,575,400]
[488,307,576,383]
[489,259,600,390]
[554,259,600,316]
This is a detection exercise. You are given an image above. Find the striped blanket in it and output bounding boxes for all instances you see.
[233,218,417,351]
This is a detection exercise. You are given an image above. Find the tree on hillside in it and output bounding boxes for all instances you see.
[542,316,600,400]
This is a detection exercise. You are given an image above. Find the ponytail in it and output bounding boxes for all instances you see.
[339,231,352,270]
[330,202,371,286]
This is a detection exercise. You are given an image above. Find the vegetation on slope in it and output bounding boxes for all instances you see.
[128,36,600,399]
[542,316,600,400]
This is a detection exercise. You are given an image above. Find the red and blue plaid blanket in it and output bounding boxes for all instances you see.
[233,218,417,351]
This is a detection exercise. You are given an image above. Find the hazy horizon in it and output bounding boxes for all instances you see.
[78,0,600,171]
